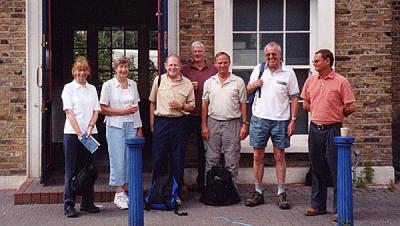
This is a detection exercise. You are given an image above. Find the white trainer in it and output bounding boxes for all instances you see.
[114,193,128,210]
[122,192,129,205]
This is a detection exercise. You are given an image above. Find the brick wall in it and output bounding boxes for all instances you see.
[0,0,26,175]
[179,0,215,167]
[179,0,215,65]
[392,0,400,172]
[335,0,393,166]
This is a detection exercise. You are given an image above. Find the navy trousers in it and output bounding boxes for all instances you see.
[63,134,96,207]
[308,123,341,212]
[187,116,206,190]
[151,116,190,195]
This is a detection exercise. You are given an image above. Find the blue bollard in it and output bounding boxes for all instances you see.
[334,136,355,226]
[126,137,145,226]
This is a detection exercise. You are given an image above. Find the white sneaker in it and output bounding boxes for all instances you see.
[114,193,128,210]
[122,192,129,205]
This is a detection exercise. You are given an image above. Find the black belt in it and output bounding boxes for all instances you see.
[310,122,342,130]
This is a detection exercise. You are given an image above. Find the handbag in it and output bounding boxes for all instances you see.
[70,163,98,195]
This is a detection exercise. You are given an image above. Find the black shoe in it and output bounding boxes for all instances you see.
[64,205,78,218]
[80,203,100,213]
[245,191,264,207]
[277,192,290,210]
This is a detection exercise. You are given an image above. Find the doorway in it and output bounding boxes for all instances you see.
[41,0,158,182]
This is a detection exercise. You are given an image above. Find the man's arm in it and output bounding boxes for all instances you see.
[150,102,156,132]
[287,96,299,136]
[201,101,209,140]
[344,102,357,116]
[239,102,248,140]
[303,98,310,112]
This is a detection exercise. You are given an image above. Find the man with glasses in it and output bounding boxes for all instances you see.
[245,42,299,210]
[302,49,356,218]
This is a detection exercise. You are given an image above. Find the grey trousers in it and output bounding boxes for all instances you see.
[205,117,241,183]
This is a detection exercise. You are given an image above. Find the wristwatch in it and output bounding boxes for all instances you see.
[291,117,297,122]
[242,121,249,125]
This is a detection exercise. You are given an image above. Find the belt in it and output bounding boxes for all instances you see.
[310,122,342,130]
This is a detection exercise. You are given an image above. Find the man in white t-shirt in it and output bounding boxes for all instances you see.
[245,42,299,210]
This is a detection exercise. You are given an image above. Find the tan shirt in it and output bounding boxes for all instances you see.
[202,73,247,120]
[149,73,195,117]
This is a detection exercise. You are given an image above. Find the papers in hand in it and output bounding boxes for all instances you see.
[79,133,100,153]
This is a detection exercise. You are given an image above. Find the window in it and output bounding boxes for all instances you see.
[215,0,335,152]
[232,0,310,134]
[97,27,139,84]
[73,30,87,58]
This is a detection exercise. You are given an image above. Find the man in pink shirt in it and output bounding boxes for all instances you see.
[301,49,356,218]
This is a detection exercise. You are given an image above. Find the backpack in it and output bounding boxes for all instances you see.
[200,166,240,206]
[247,62,266,121]
[145,171,187,216]
[70,163,98,195]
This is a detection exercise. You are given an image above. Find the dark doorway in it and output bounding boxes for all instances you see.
[41,0,158,182]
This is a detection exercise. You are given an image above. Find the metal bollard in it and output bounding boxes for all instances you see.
[126,137,145,226]
[334,136,355,226]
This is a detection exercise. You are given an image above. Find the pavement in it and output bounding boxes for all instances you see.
[1,184,400,226]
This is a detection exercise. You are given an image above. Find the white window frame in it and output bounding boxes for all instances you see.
[214,0,335,153]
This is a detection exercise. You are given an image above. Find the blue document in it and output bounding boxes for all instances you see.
[79,133,100,153]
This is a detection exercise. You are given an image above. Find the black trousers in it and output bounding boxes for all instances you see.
[308,123,341,211]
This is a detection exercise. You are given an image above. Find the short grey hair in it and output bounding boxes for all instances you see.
[264,42,282,54]
[191,41,205,50]
[112,56,131,70]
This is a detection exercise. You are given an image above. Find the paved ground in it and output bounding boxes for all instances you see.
[1,184,399,226]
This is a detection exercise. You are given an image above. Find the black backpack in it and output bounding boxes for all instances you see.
[70,163,98,195]
[200,166,240,206]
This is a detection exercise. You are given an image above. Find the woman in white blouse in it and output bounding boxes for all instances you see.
[61,57,101,217]
[99,56,143,210]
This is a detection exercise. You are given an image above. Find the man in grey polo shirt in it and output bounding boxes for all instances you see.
[201,52,248,185]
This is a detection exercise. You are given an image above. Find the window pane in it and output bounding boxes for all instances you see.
[129,70,139,82]
[126,49,138,70]
[294,69,309,97]
[286,0,310,31]
[74,49,87,59]
[294,102,308,134]
[233,69,253,85]
[125,31,138,49]
[98,30,111,48]
[259,33,283,63]
[98,49,111,70]
[150,50,158,70]
[260,0,283,31]
[112,49,125,61]
[112,30,124,48]
[98,71,112,84]
[286,33,309,65]
[233,33,257,66]
[149,30,158,50]
[73,31,87,48]
[233,0,257,31]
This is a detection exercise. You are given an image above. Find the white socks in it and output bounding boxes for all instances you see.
[255,183,263,194]
[277,184,285,195]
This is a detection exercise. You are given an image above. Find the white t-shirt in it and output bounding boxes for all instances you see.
[61,80,101,134]
[99,77,142,128]
[248,63,299,120]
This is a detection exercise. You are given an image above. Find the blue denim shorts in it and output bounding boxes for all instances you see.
[249,116,290,149]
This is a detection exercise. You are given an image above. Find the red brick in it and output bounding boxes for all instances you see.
[40,192,49,204]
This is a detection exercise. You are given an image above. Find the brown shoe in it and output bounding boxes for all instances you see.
[304,207,327,216]
[277,192,290,210]
[332,213,338,222]
[245,191,264,207]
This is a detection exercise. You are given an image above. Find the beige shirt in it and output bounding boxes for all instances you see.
[149,73,195,117]
[202,73,247,121]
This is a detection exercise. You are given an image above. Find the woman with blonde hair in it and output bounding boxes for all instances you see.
[62,56,101,217]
